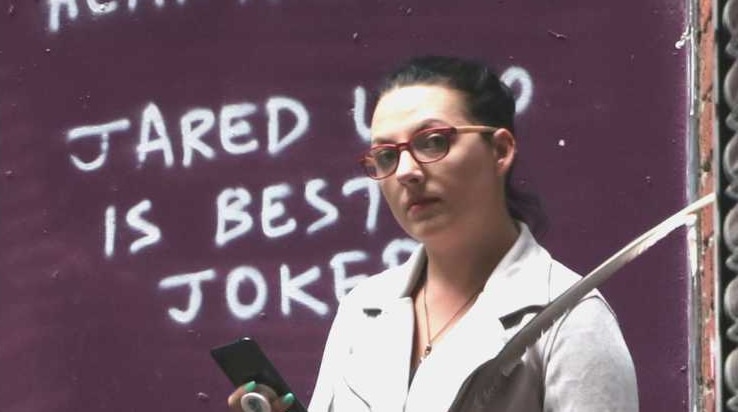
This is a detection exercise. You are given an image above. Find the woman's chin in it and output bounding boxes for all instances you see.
[401,218,452,244]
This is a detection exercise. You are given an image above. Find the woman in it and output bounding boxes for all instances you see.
[228,55,638,412]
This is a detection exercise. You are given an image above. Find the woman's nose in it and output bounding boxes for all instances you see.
[394,150,424,183]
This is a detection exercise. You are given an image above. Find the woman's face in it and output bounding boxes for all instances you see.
[369,84,515,246]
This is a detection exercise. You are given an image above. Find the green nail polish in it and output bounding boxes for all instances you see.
[243,381,256,392]
[281,393,295,405]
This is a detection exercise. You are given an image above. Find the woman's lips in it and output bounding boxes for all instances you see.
[406,197,440,213]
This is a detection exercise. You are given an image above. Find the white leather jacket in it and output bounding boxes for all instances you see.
[308,224,638,412]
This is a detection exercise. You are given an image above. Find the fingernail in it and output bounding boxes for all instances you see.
[281,393,295,406]
[243,381,256,392]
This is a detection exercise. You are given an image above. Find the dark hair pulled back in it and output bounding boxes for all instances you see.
[376,55,546,233]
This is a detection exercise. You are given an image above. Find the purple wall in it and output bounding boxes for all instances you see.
[0,1,689,411]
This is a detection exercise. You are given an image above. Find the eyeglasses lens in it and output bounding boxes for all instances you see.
[365,148,398,178]
[363,128,454,179]
[411,129,452,162]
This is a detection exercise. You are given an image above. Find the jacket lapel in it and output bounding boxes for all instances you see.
[341,225,553,412]
[405,225,553,412]
[404,295,510,411]
[341,250,425,411]
[484,225,553,325]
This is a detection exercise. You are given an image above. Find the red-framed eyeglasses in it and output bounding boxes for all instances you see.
[359,125,498,180]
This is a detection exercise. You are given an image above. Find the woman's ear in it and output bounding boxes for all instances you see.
[492,128,516,175]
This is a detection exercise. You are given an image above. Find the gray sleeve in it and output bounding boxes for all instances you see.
[542,296,639,412]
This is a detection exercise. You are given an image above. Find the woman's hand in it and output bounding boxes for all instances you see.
[226,381,296,412]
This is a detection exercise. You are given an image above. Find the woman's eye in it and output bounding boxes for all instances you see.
[372,149,398,169]
[416,132,449,153]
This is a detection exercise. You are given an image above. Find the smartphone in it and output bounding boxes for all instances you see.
[210,337,308,412]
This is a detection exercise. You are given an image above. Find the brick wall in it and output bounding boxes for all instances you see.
[699,0,716,410]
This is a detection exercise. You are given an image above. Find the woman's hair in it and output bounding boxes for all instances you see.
[375,55,547,233]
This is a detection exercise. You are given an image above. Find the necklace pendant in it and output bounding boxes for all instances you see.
[423,344,432,358]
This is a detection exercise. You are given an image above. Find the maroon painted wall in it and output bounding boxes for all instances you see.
[0,1,690,411]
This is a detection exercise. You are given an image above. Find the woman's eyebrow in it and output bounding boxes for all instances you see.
[411,119,453,136]
[369,136,393,145]
[416,118,449,129]
[369,119,451,145]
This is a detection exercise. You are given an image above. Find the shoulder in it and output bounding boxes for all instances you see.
[543,260,624,345]
[540,263,639,410]
[337,245,423,308]
[337,264,411,312]
[548,260,589,294]
[548,260,612,312]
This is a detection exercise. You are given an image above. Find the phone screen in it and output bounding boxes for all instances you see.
[210,337,308,412]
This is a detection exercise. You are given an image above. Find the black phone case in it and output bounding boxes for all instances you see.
[210,337,308,412]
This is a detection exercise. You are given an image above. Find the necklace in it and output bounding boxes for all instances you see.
[421,282,484,361]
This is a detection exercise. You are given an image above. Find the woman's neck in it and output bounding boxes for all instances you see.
[422,218,519,296]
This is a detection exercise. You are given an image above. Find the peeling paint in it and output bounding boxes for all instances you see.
[547,29,568,40]
[675,26,691,49]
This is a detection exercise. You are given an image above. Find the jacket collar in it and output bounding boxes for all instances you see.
[349,224,554,411]
[363,223,553,319]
